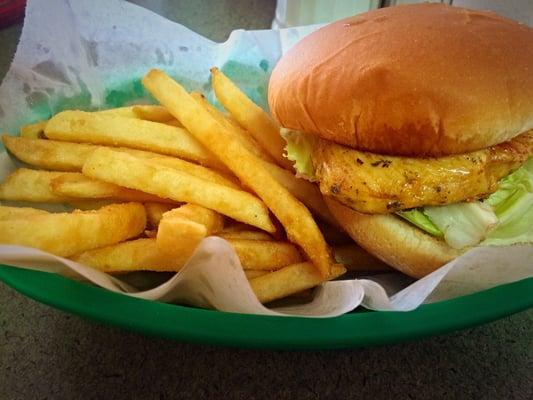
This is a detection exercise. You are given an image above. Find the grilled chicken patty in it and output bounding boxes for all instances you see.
[313,131,533,214]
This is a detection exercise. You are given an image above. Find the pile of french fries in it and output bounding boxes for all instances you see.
[0,68,389,304]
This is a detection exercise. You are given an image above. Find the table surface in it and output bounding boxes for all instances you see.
[1,1,532,399]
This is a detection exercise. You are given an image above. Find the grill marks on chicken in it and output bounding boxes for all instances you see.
[313,131,533,214]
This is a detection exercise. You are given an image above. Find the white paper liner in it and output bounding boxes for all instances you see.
[0,0,531,317]
[1,242,531,317]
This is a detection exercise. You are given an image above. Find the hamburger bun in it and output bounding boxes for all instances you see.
[268,3,533,157]
[325,197,461,278]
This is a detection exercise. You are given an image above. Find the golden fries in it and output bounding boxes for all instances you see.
[50,172,174,203]
[259,159,339,227]
[0,66,357,307]
[220,222,253,232]
[68,199,118,211]
[165,119,184,128]
[0,169,74,203]
[0,203,146,257]
[227,239,302,270]
[210,68,292,170]
[95,106,138,118]
[249,262,346,304]
[132,105,174,122]
[3,135,98,172]
[184,95,336,225]
[218,230,272,241]
[72,238,176,273]
[244,270,269,279]
[95,105,176,122]
[191,91,275,163]
[156,217,207,261]
[162,204,224,233]
[142,69,334,277]
[3,135,239,189]
[121,148,240,189]
[20,121,47,139]
[0,205,49,220]
[73,236,302,274]
[145,202,175,228]
[45,110,226,171]
[156,204,223,258]
[82,148,275,232]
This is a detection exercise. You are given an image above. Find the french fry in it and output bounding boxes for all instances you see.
[145,202,175,228]
[259,160,339,227]
[3,135,239,189]
[1,73,358,305]
[82,148,275,232]
[210,67,293,170]
[0,203,146,257]
[4,134,328,219]
[98,105,174,123]
[95,106,138,118]
[45,110,227,171]
[156,217,207,261]
[142,69,335,277]
[228,239,302,270]
[165,119,184,128]
[122,148,240,189]
[244,270,269,279]
[72,238,177,273]
[0,169,74,202]
[68,199,118,211]
[162,204,224,233]
[20,120,47,139]
[0,205,49,221]
[157,204,224,257]
[3,135,98,172]
[249,262,346,304]
[221,222,253,232]
[144,229,157,238]
[132,105,174,122]
[191,91,275,163]
[50,172,174,203]
[73,237,287,273]
[186,95,336,225]
[218,230,272,241]
[333,244,392,272]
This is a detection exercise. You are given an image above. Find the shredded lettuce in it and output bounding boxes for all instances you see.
[486,159,533,210]
[397,209,443,237]
[281,128,317,181]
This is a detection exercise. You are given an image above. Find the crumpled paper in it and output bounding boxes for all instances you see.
[0,0,531,317]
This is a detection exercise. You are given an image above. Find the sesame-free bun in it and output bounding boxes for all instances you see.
[268,4,533,157]
[325,198,461,278]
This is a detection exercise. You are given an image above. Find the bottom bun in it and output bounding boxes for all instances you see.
[325,197,461,278]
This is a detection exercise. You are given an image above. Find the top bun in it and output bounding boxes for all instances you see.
[268,4,533,156]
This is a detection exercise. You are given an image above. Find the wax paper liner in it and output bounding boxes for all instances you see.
[0,0,531,317]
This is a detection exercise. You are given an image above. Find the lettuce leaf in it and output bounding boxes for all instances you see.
[399,158,532,248]
[423,202,498,249]
[482,158,533,246]
[281,129,317,181]
[397,209,443,237]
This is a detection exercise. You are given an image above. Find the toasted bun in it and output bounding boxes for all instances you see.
[269,4,533,156]
[325,197,462,278]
